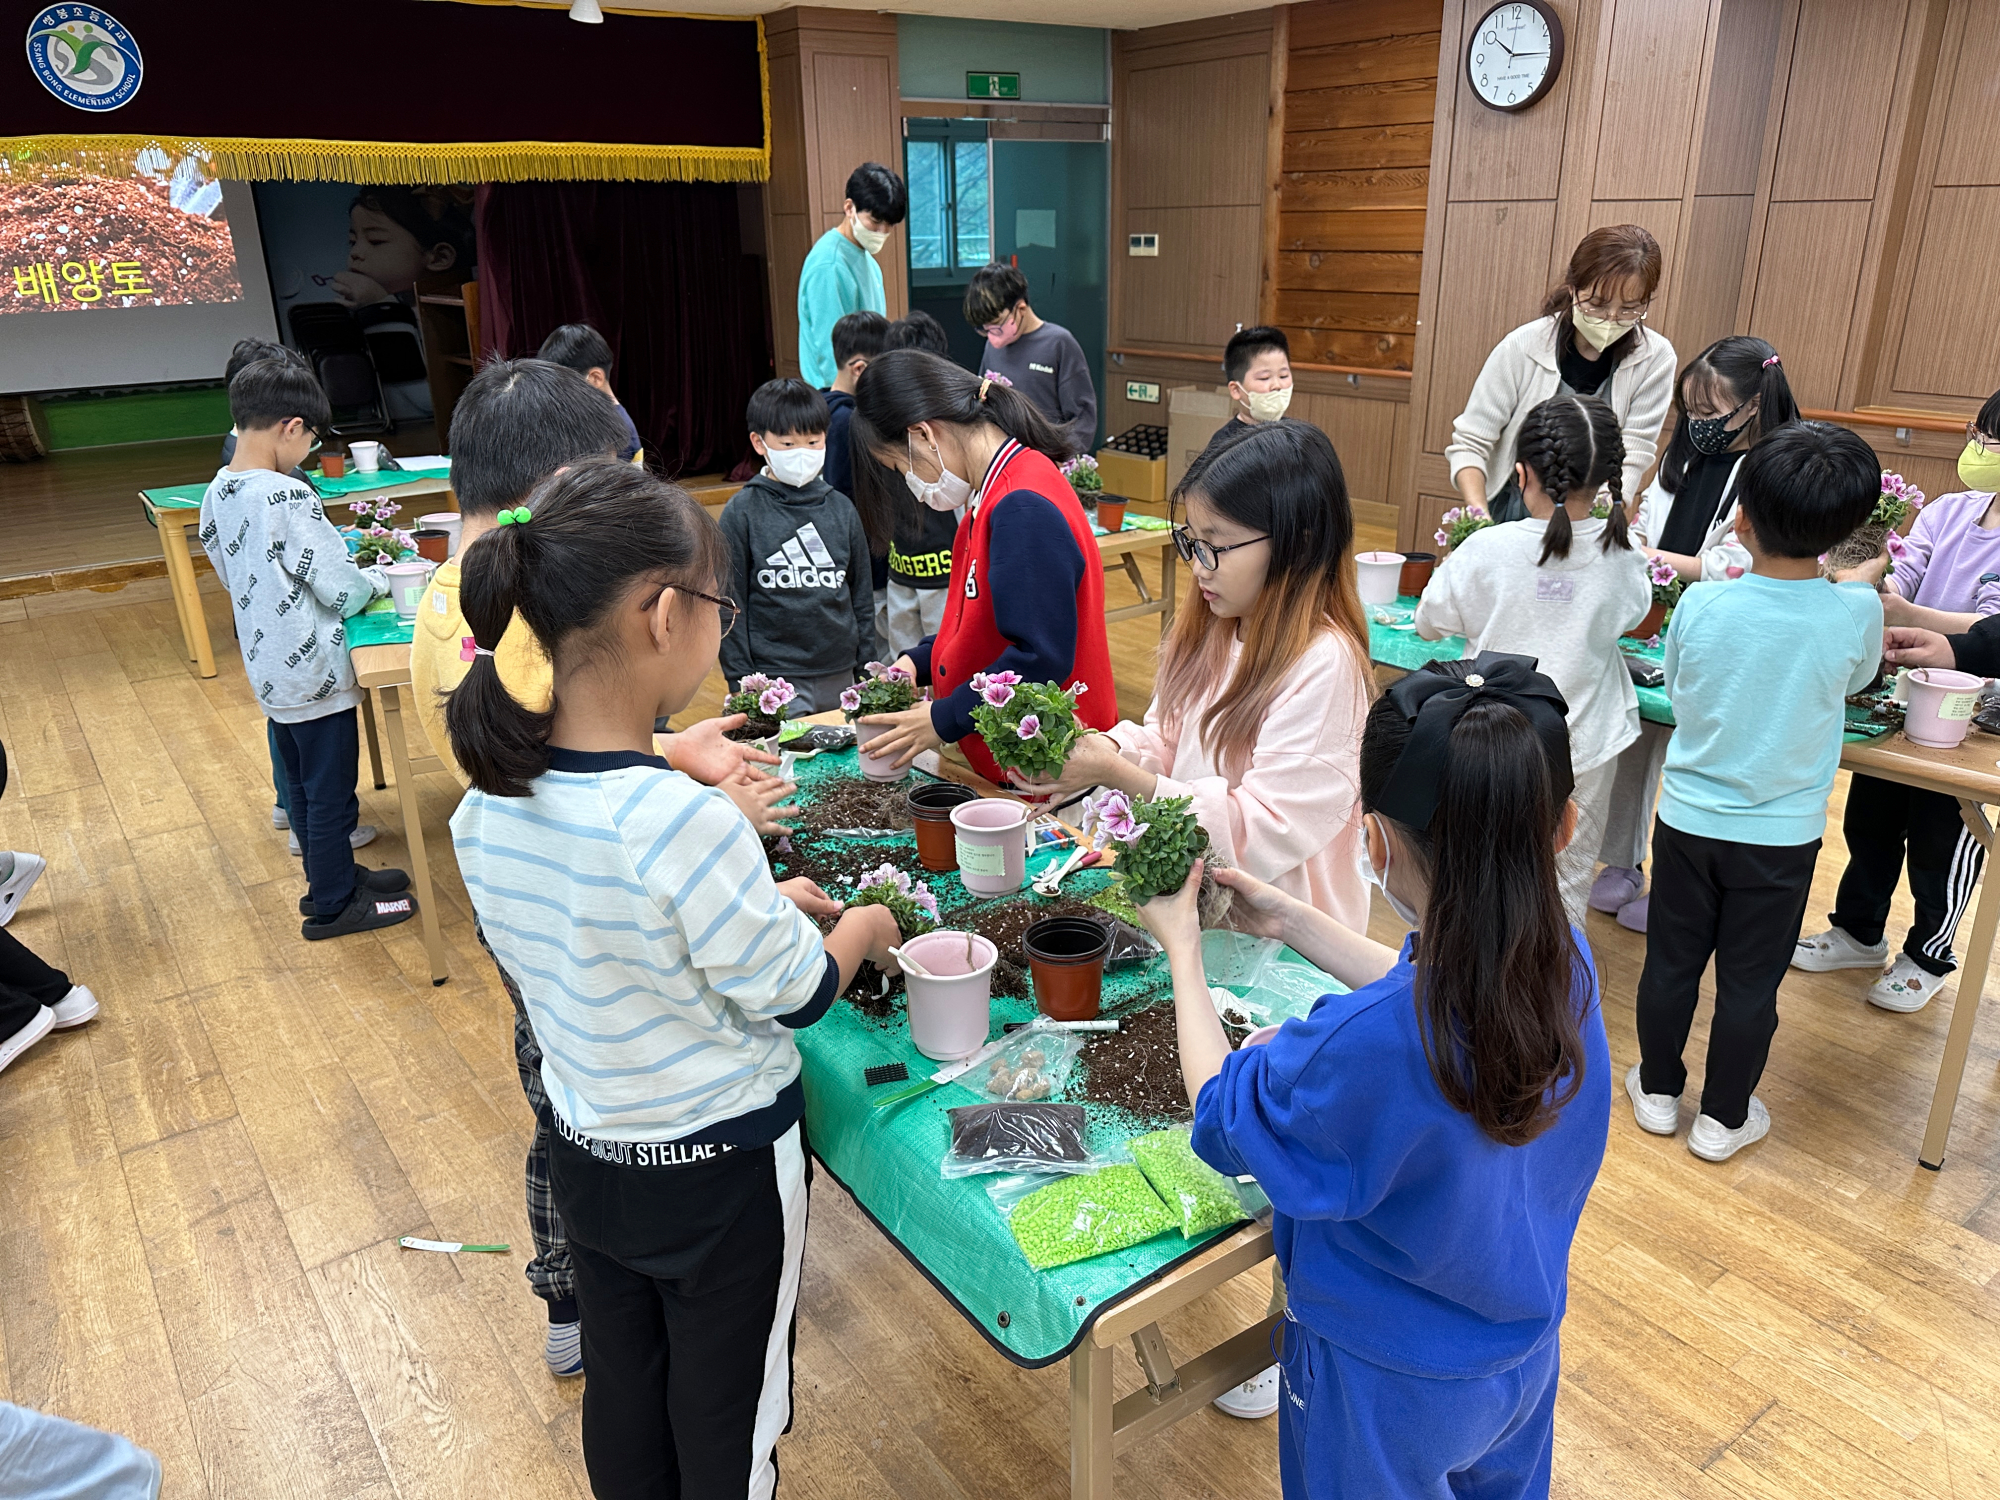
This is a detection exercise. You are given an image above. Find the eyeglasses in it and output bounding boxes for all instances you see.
[1171,523,1268,572]
[300,422,327,457]
[1574,295,1652,321]
[642,583,739,638]
[1967,422,1996,455]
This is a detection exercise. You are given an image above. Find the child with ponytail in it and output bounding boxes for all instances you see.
[1416,394,1651,924]
[444,459,901,1496]
[1135,654,1612,1500]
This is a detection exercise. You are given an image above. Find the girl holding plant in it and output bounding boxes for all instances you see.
[1132,655,1610,1500]
[1010,421,1376,937]
[843,350,1117,783]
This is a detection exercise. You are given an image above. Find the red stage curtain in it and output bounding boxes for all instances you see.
[474,181,769,478]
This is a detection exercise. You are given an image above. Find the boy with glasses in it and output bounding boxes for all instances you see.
[199,359,414,941]
[965,262,1098,456]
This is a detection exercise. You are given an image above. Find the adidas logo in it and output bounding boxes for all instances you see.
[759,523,846,589]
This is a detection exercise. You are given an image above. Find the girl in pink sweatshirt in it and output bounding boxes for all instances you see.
[1010,421,1373,934]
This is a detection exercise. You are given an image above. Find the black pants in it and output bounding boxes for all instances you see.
[269,708,360,917]
[1830,773,1985,977]
[1636,819,1820,1129]
[551,1121,810,1500]
[0,927,70,1036]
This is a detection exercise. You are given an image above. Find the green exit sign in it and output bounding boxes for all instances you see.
[966,71,1020,100]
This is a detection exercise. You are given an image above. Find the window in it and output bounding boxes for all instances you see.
[904,119,991,285]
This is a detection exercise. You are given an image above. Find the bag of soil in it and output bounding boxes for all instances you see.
[942,1103,1091,1178]
[1128,1126,1247,1238]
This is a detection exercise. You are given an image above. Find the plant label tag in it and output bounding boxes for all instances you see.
[1940,690,1979,721]
[956,837,1009,877]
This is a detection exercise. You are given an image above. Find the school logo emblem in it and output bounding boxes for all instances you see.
[26,7,142,112]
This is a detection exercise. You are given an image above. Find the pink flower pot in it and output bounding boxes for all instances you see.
[950,798,1029,896]
[898,930,998,1061]
[1355,551,1404,605]
[853,721,906,782]
[1904,668,1983,748]
[381,560,434,620]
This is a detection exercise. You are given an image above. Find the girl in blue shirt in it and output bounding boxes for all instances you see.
[1137,653,1612,1500]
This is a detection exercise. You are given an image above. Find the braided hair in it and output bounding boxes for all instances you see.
[1513,394,1630,564]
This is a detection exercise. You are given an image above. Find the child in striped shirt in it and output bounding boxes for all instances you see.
[445,458,900,1497]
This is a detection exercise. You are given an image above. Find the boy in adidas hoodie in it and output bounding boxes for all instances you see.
[720,379,875,712]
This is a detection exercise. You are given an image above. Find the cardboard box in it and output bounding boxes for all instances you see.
[1167,387,1234,497]
[1094,446,1167,505]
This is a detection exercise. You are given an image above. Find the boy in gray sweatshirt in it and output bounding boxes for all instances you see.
[718,379,874,713]
[199,359,414,941]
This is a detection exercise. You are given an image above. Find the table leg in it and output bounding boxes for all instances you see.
[162,519,217,678]
[360,690,386,790]
[159,519,197,664]
[377,683,450,986]
[1159,542,1177,637]
[1070,1340,1115,1500]
[1920,799,1997,1167]
[1119,553,1152,604]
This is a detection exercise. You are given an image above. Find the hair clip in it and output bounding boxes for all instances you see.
[459,637,495,662]
[977,378,991,402]
[1762,354,1782,368]
[497,507,532,526]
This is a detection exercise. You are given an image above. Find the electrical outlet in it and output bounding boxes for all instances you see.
[1127,233,1159,257]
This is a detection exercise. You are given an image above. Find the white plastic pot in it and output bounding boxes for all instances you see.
[381,560,434,620]
[950,798,1029,896]
[1355,550,1405,605]
[899,930,998,1061]
[1903,668,1983,748]
[418,512,463,558]
[853,720,906,781]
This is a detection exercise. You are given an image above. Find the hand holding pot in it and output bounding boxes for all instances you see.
[1882,626,1957,670]
[1006,731,1154,803]
[1134,858,1205,958]
[671,714,782,783]
[857,702,943,769]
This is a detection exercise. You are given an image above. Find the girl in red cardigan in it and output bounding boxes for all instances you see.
[848,350,1116,781]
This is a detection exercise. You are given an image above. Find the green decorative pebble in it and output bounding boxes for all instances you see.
[1008,1165,1176,1271]
[1129,1127,1246,1239]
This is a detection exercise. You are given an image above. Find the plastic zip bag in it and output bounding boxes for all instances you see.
[974,1015,1084,1102]
[941,1102,1092,1178]
[1129,1126,1247,1238]
[987,1164,1178,1270]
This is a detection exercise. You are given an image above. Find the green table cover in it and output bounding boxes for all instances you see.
[1090,511,1173,537]
[781,750,1333,1367]
[345,598,415,650]
[141,465,449,512]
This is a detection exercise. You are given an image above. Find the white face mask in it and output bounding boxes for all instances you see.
[1356,821,1421,928]
[764,446,824,488]
[850,214,889,256]
[1243,386,1292,423]
[905,432,973,512]
[1572,309,1638,350]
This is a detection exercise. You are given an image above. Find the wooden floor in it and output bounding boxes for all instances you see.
[5,557,2000,1498]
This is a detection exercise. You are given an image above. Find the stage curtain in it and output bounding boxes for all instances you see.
[474,181,769,477]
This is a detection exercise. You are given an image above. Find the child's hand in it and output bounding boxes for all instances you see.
[858,703,943,768]
[1211,865,1290,941]
[778,877,841,917]
[835,903,905,974]
[723,766,798,836]
[1831,553,1891,587]
[669,714,781,785]
[1883,626,1957,669]
[1005,732,1146,803]
[1880,591,1918,626]
[330,270,393,307]
[1134,858,1205,956]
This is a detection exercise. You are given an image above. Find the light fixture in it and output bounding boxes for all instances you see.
[568,0,603,21]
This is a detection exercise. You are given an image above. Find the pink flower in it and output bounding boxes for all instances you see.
[839,686,861,712]
[861,864,911,896]
[1434,529,1450,547]
[740,672,773,694]
[912,886,939,921]
[1071,680,1089,697]
[984,670,1022,689]
[885,665,914,684]
[1081,788,1146,846]
[1646,555,1679,588]
[864,660,886,677]
[981,681,1015,708]
[1015,714,1042,739]
[1644,634,1662,649]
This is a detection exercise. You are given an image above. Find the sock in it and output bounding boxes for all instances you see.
[543,1318,583,1374]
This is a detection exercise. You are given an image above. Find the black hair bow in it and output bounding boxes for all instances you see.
[1373,652,1574,831]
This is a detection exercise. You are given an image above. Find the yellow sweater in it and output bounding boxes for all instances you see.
[409,557,553,787]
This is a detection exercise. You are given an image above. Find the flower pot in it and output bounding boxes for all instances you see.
[413,529,450,564]
[950,798,1030,896]
[854,720,907,782]
[381,560,434,620]
[1355,551,1405,605]
[348,441,383,474]
[1625,600,1668,641]
[1023,916,1111,1022]
[1398,552,1436,596]
[724,716,781,745]
[321,452,346,479]
[908,781,981,872]
[898,930,998,1061]
[418,512,462,558]
[1095,498,1126,533]
[1904,668,1983,748]
[1240,1023,1282,1048]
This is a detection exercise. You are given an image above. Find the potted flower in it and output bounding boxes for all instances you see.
[842,661,919,781]
[967,672,1087,786]
[1434,504,1492,554]
[1629,554,1685,640]
[1080,787,1233,926]
[348,497,416,568]
[1824,470,1926,574]
[723,673,795,744]
[850,863,939,938]
[1065,454,1123,532]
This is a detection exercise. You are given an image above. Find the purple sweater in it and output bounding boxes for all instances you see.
[1891,489,2000,615]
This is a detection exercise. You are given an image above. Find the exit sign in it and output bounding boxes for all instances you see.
[1125,381,1161,404]
[966,71,1020,99]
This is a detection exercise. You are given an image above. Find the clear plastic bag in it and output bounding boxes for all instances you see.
[941,1102,1092,1178]
[974,1016,1084,1102]
[1201,930,1336,1022]
[1128,1126,1247,1238]
[987,1164,1178,1270]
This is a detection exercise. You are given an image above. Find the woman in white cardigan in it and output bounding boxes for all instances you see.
[1447,225,1677,523]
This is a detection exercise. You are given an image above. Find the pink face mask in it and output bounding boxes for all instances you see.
[985,311,1022,350]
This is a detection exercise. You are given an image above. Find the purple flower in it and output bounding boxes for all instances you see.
[740,672,773,694]
[1441,507,1462,526]
[861,864,911,896]
[912,886,939,921]
[1885,530,1911,562]
[1015,714,1042,739]
[864,660,886,677]
[969,671,988,693]
[1071,680,1089,697]
[984,670,1022,689]
[885,665,914,685]
[839,686,861,713]
[981,681,1016,708]
[1434,529,1450,547]
[1082,788,1142,845]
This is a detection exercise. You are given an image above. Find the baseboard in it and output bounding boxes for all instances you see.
[0,552,213,601]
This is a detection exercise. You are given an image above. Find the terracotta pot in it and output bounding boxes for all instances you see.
[1023,915,1111,1022]
[413,529,450,563]
[1398,551,1436,596]
[908,782,981,872]
[1095,498,1126,532]
[321,452,346,479]
[1625,600,1668,640]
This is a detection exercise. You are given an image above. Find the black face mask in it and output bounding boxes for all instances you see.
[1686,398,1753,456]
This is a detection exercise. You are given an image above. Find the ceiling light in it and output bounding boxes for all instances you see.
[569,0,604,22]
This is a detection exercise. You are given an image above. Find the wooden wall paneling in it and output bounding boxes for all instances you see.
[1892,186,2000,399]
[1281,169,1431,211]
[1933,0,2000,183]
[1123,55,1274,211]
[1696,0,1788,195]
[1261,5,1290,327]
[1446,0,1577,201]
[1277,208,1429,251]
[1673,193,1756,357]
[1390,400,1417,546]
[1118,205,1269,349]
[1275,249,1425,291]
[1421,197,1562,452]
[1283,124,1436,172]
[1769,0,1912,203]
[1295,389,1402,503]
[1544,0,1616,281]
[1729,0,1804,330]
[1405,2,1462,512]
[1747,199,1874,407]
[1591,0,1714,202]
[763,19,809,379]
[1286,76,1440,132]
[1290,0,1445,48]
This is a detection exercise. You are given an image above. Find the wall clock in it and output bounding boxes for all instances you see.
[1467,1,1564,113]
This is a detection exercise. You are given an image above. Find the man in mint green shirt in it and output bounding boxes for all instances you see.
[798,162,905,386]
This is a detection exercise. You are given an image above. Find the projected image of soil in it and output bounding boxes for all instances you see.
[1,168,244,314]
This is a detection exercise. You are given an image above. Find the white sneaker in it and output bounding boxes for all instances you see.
[0,851,47,927]
[0,1006,55,1075]
[272,804,290,831]
[1792,927,1889,972]
[1624,1064,1680,1135]
[1212,1365,1280,1419]
[289,825,378,856]
[50,985,98,1029]
[1869,954,1944,1013]
[1688,1098,1770,1161]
